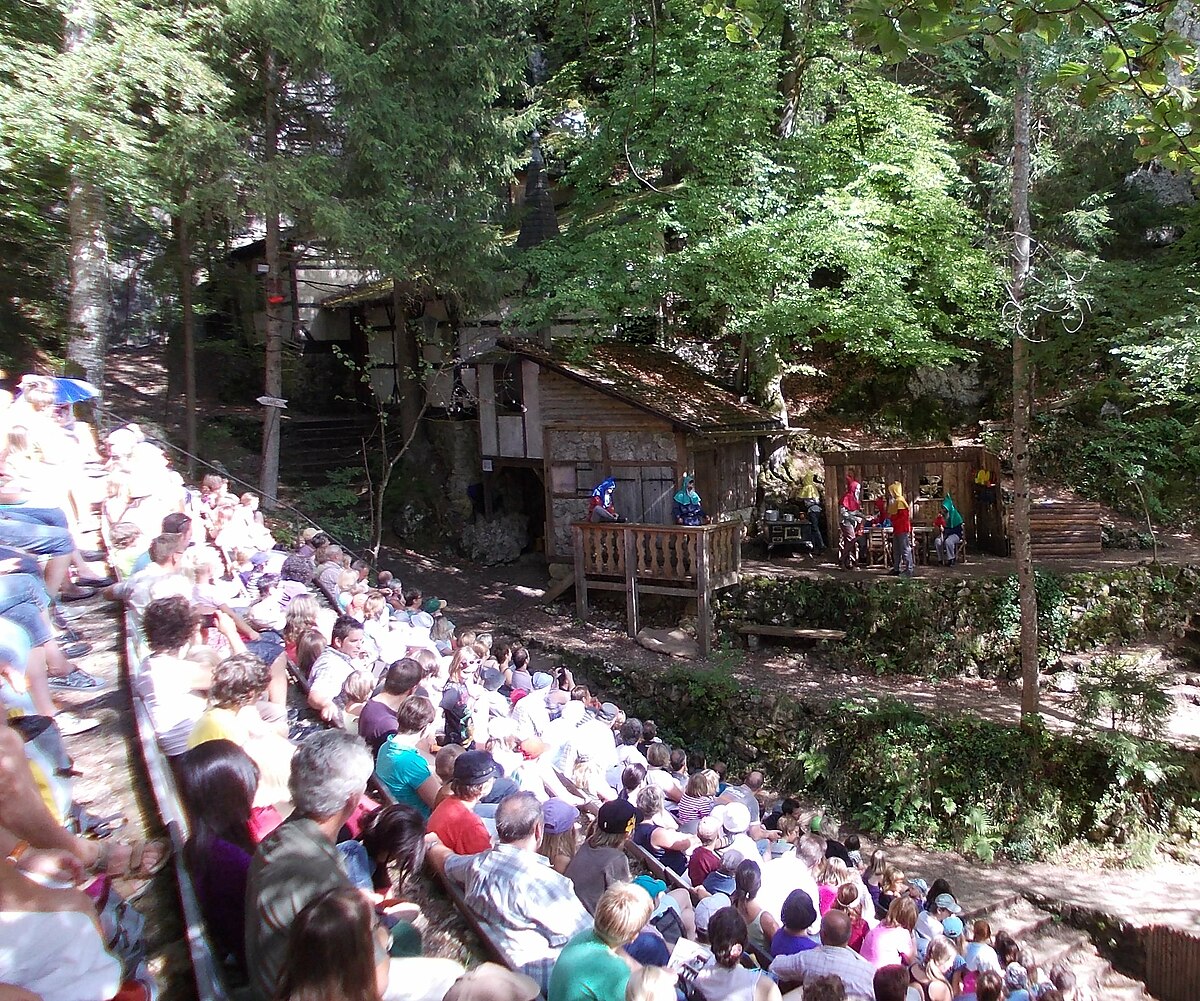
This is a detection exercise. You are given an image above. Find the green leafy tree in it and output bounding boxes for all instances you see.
[521,0,1001,417]
[849,0,1198,720]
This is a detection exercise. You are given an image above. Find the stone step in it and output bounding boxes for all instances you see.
[970,898,1156,1001]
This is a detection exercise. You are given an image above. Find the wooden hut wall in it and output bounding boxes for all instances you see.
[541,369,682,559]
[691,440,758,519]
[822,447,1005,553]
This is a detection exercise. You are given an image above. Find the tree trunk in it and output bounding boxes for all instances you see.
[177,212,197,476]
[1010,57,1039,719]
[259,48,283,507]
[64,0,109,390]
[393,279,423,445]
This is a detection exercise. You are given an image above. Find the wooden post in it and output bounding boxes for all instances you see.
[623,526,639,639]
[696,527,712,656]
[572,524,588,624]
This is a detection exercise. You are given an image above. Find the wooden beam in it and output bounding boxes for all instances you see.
[697,528,711,656]
[623,527,639,638]
[572,523,588,623]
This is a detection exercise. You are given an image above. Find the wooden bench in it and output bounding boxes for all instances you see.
[624,839,692,896]
[736,624,847,651]
[125,611,233,1001]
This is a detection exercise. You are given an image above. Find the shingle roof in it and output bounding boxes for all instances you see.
[505,339,783,434]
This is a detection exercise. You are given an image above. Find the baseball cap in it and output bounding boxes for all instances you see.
[942,915,964,937]
[542,798,579,835]
[695,892,731,934]
[631,874,667,902]
[596,800,637,836]
[531,672,552,690]
[934,892,962,914]
[596,702,619,721]
[718,802,751,835]
[452,750,499,785]
[423,597,447,614]
[909,877,930,895]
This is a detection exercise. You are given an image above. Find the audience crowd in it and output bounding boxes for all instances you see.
[0,404,1103,1001]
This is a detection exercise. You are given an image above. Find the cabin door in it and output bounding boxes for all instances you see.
[612,465,676,524]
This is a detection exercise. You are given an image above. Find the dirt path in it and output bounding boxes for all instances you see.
[378,547,1200,750]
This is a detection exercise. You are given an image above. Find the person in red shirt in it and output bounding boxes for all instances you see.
[427,749,498,855]
[886,482,914,577]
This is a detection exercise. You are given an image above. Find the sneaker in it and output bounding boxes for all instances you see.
[61,641,94,659]
[55,711,102,736]
[47,668,106,690]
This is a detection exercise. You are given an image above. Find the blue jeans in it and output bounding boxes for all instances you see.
[0,512,74,557]
[0,574,51,646]
[337,839,374,890]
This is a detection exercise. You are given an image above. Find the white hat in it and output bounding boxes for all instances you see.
[718,802,751,835]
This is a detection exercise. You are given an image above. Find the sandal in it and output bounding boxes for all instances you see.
[90,838,171,880]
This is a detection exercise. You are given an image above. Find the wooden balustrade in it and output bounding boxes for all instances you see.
[572,520,743,655]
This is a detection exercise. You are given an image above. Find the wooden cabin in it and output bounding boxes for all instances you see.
[469,341,785,563]
[822,446,1008,555]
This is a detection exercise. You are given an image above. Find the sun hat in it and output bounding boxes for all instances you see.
[542,798,580,835]
[718,802,751,835]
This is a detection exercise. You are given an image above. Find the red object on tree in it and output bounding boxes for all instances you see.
[267,294,286,305]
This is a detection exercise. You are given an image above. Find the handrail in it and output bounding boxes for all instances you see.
[123,607,232,1001]
[572,520,741,582]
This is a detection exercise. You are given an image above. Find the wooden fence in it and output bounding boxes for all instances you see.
[1142,925,1200,1001]
[572,520,742,655]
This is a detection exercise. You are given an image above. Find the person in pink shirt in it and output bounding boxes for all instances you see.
[859,896,918,967]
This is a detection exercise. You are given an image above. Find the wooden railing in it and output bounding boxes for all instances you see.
[1143,924,1200,1001]
[571,520,743,654]
[573,520,741,584]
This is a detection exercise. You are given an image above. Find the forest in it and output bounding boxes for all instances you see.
[1,0,1198,530]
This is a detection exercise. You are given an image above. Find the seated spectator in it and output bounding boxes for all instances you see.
[770,888,820,958]
[860,897,918,969]
[341,669,375,732]
[134,595,210,756]
[668,747,689,788]
[188,651,294,805]
[844,833,863,868]
[961,918,1002,993]
[307,614,366,724]
[103,532,188,624]
[677,769,719,828]
[769,910,876,1000]
[272,888,383,1001]
[723,770,764,824]
[692,907,782,1001]
[440,647,480,747]
[358,803,429,900]
[564,800,635,914]
[176,739,274,976]
[427,750,498,855]
[435,791,591,994]
[908,935,956,1001]
[245,730,463,1001]
[961,969,1004,1001]
[702,849,744,896]
[872,965,911,1001]
[916,891,961,945]
[643,743,682,802]
[803,975,847,1001]
[716,802,764,861]
[832,881,869,952]
[731,859,779,959]
[633,785,695,875]
[376,696,441,818]
[538,798,581,874]
[758,832,823,930]
[687,815,724,888]
[816,857,852,913]
[548,882,654,1001]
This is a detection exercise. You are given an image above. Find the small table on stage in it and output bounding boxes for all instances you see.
[865,525,892,566]
[765,520,815,557]
[912,525,934,565]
